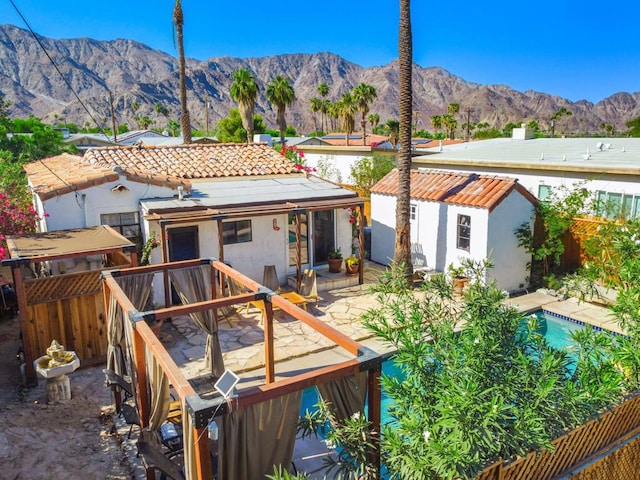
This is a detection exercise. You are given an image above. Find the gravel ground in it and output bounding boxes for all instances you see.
[0,312,136,480]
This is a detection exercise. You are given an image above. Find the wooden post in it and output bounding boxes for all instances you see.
[295,212,302,291]
[263,299,275,383]
[194,425,213,480]
[132,325,150,427]
[358,204,365,285]
[368,366,381,476]
[12,266,37,384]
[161,223,170,307]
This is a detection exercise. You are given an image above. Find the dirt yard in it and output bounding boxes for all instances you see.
[0,312,135,479]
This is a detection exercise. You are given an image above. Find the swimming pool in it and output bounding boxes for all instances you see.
[299,310,607,419]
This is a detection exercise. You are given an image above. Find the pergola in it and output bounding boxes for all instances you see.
[102,257,382,480]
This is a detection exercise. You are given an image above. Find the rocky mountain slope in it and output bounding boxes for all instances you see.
[2,24,639,135]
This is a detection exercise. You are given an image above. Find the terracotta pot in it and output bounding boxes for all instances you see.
[345,262,359,275]
[328,258,343,273]
[453,277,468,296]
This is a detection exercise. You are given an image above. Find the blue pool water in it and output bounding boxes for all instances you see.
[299,310,596,420]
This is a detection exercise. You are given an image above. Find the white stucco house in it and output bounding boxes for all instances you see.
[24,144,364,304]
[412,134,640,220]
[370,168,537,292]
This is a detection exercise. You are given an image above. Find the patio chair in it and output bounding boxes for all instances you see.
[137,430,186,480]
[103,368,140,438]
[299,269,321,306]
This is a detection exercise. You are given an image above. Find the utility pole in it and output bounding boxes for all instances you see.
[465,107,473,141]
[109,91,118,143]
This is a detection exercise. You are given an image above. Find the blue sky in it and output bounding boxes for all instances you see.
[3,0,639,103]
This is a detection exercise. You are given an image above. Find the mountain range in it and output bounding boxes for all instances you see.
[1,24,639,136]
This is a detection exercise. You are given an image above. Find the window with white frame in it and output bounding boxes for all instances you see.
[222,220,252,245]
[596,191,640,219]
[457,214,471,251]
[410,203,417,221]
[100,212,140,240]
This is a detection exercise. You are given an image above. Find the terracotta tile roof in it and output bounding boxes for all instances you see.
[24,153,189,201]
[371,168,537,211]
[84,143,301,179]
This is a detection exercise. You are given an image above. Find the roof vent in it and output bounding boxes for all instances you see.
[596,142,604,151]
[562,154,566,161]
[177,186,185,201]
[583,153,591,160]
[605,143,612,149]
[540,153,544,160]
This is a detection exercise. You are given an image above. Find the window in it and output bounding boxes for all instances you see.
[538,185,552,201]
[457,214,471,251]
[222,220,252,245]
[596,191,639,219]
[410,203,417,221]
[101,212,140,240]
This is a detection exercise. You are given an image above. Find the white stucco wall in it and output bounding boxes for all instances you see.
[486,192,534,291]
[443,205,489,271]
[301,146,396,185]
[370,193,396,265]
[37,176,175,232]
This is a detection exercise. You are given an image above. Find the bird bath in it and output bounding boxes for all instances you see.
[33,340,80,403]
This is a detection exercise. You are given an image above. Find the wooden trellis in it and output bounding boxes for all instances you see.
[477,393,640,480]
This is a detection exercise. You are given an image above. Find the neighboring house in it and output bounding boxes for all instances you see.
[282,136,332,147]
[25,144,363,304]
[65,133,117,152]
[370,169,537,292]
[321,133,390,147]
[111,129,169,145]
[297,142,397,185]
[134,136,219,147]
[412,133,640,220]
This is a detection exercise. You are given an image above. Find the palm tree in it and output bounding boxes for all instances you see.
[318,83,329,133]
[321,99,331,134]
[353,83,377,145]
[327,101,339,133]
[266,75,295,145]
[368,113,380,133]
[173,0,191,143]
[230,68,259,143]
[337,92,356,146]
[441,113,457,140]
[394,0,413,279]
[309,97,322,134]
[430,114,442,134]
[385,119,400,147]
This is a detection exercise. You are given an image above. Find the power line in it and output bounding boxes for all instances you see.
[8,0,108,135]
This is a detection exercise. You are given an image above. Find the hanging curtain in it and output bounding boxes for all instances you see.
[106,273,154,377]
[317,372,368,422]
[145,345,170,433]
[106,294,126,377]
[219,392,302,480]
[169,265,225,377]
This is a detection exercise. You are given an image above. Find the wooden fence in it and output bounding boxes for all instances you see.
[23,270,107,365]
[476,392,640,480]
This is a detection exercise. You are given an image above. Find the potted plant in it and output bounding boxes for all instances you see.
[345,256,359,275]
[448,263,469,295]
[327,247,343,273]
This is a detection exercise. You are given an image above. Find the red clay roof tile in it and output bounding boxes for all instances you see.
[371,169,536,211]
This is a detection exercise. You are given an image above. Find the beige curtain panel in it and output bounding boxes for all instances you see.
[169,265,225,377]
[219,391,302,480]
[106,273,154,377]
[317,372,368,422]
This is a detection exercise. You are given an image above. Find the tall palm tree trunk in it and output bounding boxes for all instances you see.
[394,0,413,280]
[174,1,191,144]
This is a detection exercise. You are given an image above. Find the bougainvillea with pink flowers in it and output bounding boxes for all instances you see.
[279,145,317,174]
[0,192,42,260]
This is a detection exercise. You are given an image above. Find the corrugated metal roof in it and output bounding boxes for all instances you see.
[371,168,536,211]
